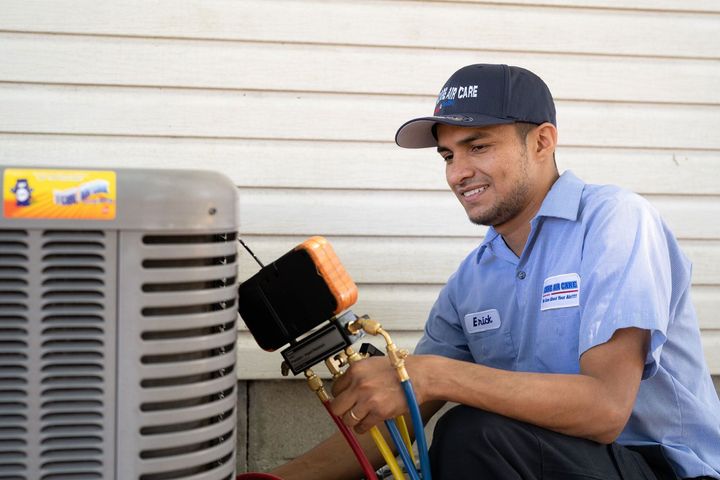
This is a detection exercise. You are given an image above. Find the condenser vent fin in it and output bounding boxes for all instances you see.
[134,231,238,480]
[39,230,108,480]
[0,228,30,479]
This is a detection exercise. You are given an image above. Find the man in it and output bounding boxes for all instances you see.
[271,64,720,479]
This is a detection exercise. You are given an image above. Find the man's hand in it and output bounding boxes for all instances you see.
[269,354,444,480]
[330,355,416,434]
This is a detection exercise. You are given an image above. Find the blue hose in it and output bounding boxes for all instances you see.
[401,379,431,480]
[385,418,421,480]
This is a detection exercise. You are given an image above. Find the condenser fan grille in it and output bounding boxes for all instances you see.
[0,229,30,479]
[117,230,238,480]
[0,228,116,480]
[39,230,111,480]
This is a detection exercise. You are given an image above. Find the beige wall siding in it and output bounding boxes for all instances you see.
[1,1,718,377]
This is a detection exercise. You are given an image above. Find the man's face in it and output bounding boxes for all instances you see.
[437,123,533,228]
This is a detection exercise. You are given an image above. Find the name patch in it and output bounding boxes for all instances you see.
[541,273,580,311]
[464,309,501,334]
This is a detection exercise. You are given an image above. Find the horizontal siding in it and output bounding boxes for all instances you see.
[430,0,720,12]
[1,1,719,58]
[237,282,718,331]
[235,331,720,380]
[234,236,720,286]
[234,189,720,240]
[1,84,719,149]
[2,135,718,195]
[346,284,720,331]
[1,0,718,377]
[2,32,719,105]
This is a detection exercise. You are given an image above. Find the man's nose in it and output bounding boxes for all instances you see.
[447,154,474,186]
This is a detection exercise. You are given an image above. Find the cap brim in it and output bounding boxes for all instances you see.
[395,114,515,149]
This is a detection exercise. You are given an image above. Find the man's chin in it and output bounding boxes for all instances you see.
[468,214,492,227]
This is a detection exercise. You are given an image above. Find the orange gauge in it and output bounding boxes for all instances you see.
[295,236,358,315]
[238,236,359,351]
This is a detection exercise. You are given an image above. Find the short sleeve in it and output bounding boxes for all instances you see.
[578,192,681,379]
[414,278,473,362]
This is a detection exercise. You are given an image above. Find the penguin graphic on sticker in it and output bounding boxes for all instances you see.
[10,179,33,207]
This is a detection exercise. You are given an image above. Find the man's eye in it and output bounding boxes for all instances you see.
[442,155,453,163]
[471,144,488,152]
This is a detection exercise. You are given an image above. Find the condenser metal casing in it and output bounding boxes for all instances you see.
[0,167,240,480]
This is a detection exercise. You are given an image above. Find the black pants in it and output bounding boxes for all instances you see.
[428,405,707,480]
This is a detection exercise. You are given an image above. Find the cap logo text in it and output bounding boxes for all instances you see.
[436,84,478,104]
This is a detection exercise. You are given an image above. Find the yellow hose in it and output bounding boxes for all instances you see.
[369,426,405,479]
[395,415,416,465]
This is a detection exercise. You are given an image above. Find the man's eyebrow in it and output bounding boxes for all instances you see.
[437,132,492,153]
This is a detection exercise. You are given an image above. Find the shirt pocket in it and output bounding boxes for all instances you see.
[466,328,518,370]
[535,307,581,373]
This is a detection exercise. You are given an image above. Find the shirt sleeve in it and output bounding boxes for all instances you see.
[578,191,683,379]
[414,277,474,362]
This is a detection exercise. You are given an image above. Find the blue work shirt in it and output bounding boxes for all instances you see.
[415,171,720,478]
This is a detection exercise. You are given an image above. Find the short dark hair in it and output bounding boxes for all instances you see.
[515,122,557,165]
[514,122,537,144]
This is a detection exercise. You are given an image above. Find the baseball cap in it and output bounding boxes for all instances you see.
[395,64,556,148]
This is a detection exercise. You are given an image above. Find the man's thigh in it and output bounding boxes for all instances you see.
[429,405,666,480]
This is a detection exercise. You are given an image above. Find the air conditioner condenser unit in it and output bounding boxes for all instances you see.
[0,166,240,480]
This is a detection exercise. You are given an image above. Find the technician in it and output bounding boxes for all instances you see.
[270,64,720,480]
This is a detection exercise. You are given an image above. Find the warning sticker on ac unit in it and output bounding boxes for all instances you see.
[3,168,116,220]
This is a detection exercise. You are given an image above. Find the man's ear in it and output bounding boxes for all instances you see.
[532,122,558,162]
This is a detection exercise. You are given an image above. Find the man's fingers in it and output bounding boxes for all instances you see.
[330,389,353,415]
[343,406,365,425]
[331,370,350,396]
[354,412,383,435]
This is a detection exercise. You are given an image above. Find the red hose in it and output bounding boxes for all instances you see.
[235,403,378,480]
[322,399,379,480]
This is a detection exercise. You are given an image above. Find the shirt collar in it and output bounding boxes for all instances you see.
[476,226,500,261]
[535,170,585,222]
[475,170,585,263]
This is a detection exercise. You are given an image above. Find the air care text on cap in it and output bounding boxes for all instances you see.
[437,84,479,102]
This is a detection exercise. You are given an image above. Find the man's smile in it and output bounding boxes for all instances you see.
[459,184,489,200]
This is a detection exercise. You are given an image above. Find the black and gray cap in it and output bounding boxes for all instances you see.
[395,64,556,148]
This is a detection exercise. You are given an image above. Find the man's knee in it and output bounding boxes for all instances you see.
[434,405,520,443]
[429,406,542,479]
[431,405,537,454]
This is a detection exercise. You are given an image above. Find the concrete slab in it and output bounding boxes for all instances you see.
[236,380,248,473]
[247,380,336,472]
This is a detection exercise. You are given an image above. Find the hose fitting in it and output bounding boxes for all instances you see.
[386,343,410,382]
[350,315,410,381]
[304,368,329,402]
[344,346,364,364]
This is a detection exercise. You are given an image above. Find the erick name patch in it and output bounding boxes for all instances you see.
[464,309,501,334]
[541,273,580,311]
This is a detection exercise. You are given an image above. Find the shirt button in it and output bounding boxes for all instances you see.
[517,271,526,280]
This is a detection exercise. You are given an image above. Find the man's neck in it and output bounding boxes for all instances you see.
[495,172,559,257]
[496,213,534,258]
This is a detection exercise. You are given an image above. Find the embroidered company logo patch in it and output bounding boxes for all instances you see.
[464,309,501,334]
[541,273,580,311]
